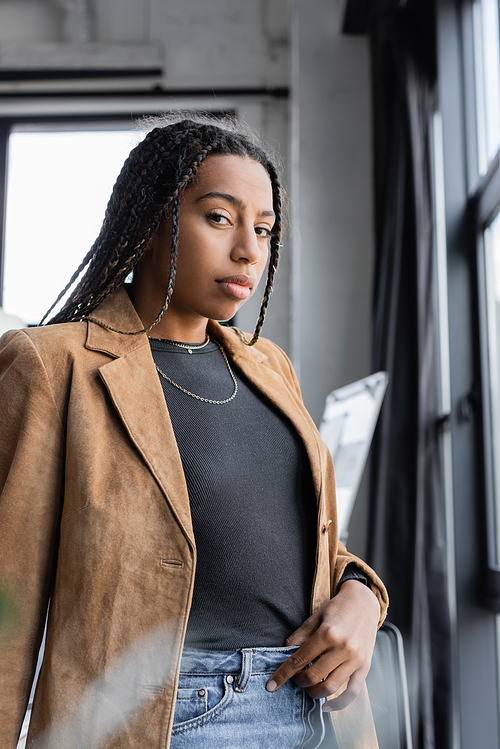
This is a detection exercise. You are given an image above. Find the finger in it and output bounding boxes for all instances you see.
[285,609,322,647]
[293,652,343,690]
[266,640,323,692]
[293,625,363,691]
[268,615,366,693]
[321,668,367,711]
[298,655,360,698]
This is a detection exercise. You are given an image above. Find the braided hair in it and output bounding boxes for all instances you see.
[40,114,283,346]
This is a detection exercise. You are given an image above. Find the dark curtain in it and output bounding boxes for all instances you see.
[367,3,452,748]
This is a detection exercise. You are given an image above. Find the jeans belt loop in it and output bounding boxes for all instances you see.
[234,648,252,693]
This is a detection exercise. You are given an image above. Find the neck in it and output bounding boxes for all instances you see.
[129,258,219,342]
[129,287,209,343]
[149,312,210,343]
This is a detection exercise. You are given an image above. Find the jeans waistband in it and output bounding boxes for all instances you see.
[179,646,299,690]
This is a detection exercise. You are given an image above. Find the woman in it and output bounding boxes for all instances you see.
[0,115,387,749]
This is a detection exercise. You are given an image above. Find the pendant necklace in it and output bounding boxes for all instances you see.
[152,337,238,405]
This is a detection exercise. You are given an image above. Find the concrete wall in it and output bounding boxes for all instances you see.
[0,0,288,87]
[96,0,289,89]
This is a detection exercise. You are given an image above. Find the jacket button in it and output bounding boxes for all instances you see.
[322,520,332,535]
[226,675,234,684]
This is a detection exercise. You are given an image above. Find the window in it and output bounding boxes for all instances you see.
[472,0,500,174]
[0,104,239,328]
[470,0,500,590]
[461,0,500,593]
[3,123,142,324]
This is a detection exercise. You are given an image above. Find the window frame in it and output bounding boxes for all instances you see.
[464,0,500,607]
[436,0,500,747]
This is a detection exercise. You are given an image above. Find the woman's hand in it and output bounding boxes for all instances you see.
[266,581,380,711]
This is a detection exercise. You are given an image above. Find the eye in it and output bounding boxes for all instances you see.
[207,211,231,225]
[255,226,272,238]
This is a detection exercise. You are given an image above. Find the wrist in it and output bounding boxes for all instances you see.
[337,579,381,620]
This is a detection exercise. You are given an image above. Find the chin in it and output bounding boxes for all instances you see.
[204,302,244,323]
[217,314,236,323]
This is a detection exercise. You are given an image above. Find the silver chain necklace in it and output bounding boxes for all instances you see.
[148,335,210,354]
[154,338,238,405]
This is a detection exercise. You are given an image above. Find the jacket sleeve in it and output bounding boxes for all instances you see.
[321,430,388,628]
[333,541,388,628]
[258,337,389,627]
[0,330,65,749]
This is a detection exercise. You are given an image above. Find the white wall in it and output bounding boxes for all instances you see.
[292,0,375,425]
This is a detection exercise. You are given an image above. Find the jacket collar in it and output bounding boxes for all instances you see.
[207,319,268,365]
[85,286,150,357]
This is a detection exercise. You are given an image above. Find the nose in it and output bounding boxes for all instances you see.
[230,223,263,265]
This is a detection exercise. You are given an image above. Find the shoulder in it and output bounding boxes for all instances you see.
[251,335,295,372]
[1,320,87,348]
[223,327,302,397]
[224,326,290,363]
[0,322,93,388]
[1,321,87,359]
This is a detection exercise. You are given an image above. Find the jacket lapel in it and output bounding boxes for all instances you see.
[85,287,195,547]
[210,321,324,503]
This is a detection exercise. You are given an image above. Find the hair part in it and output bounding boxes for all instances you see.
[40,113,284,346]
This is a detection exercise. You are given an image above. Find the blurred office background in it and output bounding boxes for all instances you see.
[0,0,499,747]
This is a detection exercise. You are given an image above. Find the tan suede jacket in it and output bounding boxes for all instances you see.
[0,287,388,749]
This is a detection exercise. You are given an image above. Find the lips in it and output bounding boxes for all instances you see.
[218,274,254,288]
[216,274,254,301]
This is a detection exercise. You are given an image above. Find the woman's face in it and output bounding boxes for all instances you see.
[134,153,275,339]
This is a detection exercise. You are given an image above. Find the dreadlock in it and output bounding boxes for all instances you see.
[40,114,284,346]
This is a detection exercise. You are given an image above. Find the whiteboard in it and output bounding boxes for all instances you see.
[319,371,388,542]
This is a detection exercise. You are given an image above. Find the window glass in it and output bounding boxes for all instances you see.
[3,129,142,324]
[484,211,500,564]
[473,0,500,173]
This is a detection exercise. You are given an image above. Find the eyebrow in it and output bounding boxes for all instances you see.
[195,191,275,218]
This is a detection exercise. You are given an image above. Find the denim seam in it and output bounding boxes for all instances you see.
[171,679,233,735]
[300,694,326,749]
[298,686,308,748]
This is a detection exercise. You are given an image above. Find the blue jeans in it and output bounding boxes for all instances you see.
[169,646,326,748]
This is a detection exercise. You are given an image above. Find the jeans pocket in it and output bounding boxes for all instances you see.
[171,675,234,735]
[173,688,208,725]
